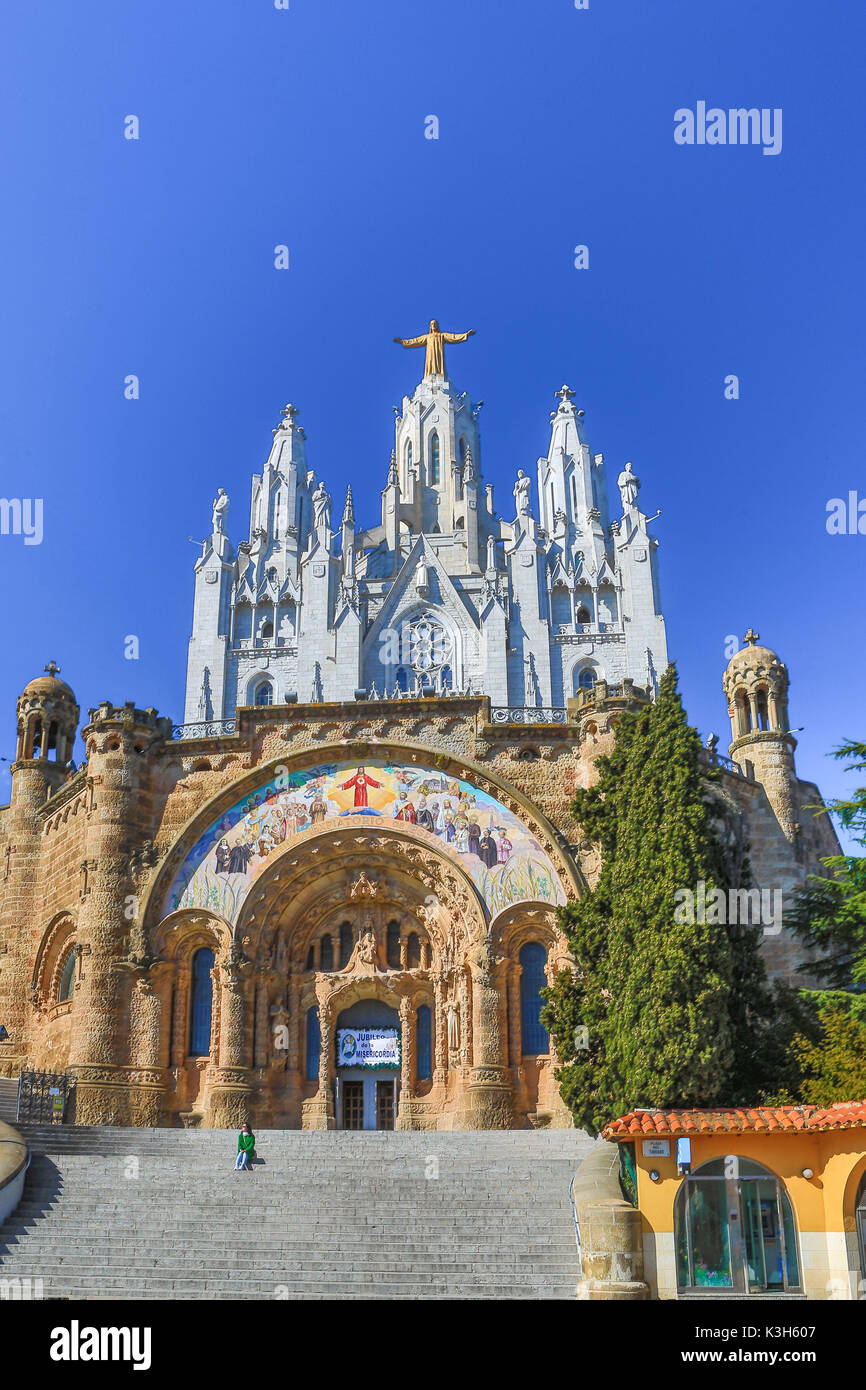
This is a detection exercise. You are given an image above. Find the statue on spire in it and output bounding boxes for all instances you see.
[394,319,475,378]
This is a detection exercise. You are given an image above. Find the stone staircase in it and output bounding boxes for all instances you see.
[0,1126,596,1300]
[0,1079,18,1124]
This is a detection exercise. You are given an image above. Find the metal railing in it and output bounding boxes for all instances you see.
[16,1070,73,1124]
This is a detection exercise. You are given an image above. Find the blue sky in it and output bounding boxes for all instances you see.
[0,0,863,838]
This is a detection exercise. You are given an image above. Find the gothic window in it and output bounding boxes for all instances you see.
[57,949,76,1002]
[386,922,401,969]
[459,437,467,464]
[320,934,334,972]
[395,667,408,693]
[339,922,353,969]
[406,932,421,969]
[576,605,591,626]
[675,1159,801,1294]
[405,439,413,470]
[756,689,769,731]
[233,602,252,646]
[189,948,215,1057]
[254,681,274,707]
[598,588,618,626]
[551,585,571,628]
[575,666,596,693]
[406,613,453,685]
[306,1005,320,1080]
[417,1004,432,1080]
[260,620,274,645]
[519,942,549,1055]
[305,944,315,971]
[430,432,441,486]
[440,664,453,692]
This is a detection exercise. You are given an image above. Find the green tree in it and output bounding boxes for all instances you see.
[542,664,776,1134]
[785,740,866,1100]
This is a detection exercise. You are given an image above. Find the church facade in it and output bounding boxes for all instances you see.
[0,335,840,1131]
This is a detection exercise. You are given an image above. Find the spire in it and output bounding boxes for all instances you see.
[342,485,355,526]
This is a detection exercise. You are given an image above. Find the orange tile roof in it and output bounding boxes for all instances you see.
[602,1100,866,1140]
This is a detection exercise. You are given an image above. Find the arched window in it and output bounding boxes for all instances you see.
[305,944,315,971]
[254,681,274,707]
[57,949,76,1002]
[551,585,571,628]
[520,942,549,1054]
[406,932,421,969]
[576,605,591,626]
[319,934,334,972]
[405,439,413,470]
[736,689,752,734]
[756,689,769,731]
[675,1158,801,1293]
[440,664,453,692]
[575,666,596,693]
[430,432,440,486]
[339,922,353,969]
[386,922,401,969]
[417,1004,432,1080]
[306,1005,320,1080]
[189,948,215,1056]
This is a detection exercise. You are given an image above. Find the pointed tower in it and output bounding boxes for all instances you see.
[392,375,485,571]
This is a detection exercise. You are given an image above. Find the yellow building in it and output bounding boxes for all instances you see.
[602,1103,866,1300]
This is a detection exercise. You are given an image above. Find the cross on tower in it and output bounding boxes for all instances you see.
[556,384,576,406]
[44,660,61,677]
[743,628,760,647]
[280,403,298,425]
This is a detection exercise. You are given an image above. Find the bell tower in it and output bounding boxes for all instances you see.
[723,629,799,843]
[13,661,79,802]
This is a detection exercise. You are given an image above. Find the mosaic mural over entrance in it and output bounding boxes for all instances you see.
[163,760,566,922]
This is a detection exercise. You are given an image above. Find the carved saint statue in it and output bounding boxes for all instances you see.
[513,470,532,517]
[444,996,460,1052]
[212,488,229,535]
[486,534,497,572]
[393,320,476,379]
[312,481,331,532]
[617,461,640,511]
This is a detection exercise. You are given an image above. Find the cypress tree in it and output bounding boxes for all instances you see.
[543,663,775,1134]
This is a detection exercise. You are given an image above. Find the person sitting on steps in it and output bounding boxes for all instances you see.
[235,1123,256,1171]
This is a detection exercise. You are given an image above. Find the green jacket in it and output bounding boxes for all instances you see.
[237,1131,255,1154]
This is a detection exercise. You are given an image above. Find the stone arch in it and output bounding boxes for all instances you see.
[31,911,78,1010]
[232,821,489,973]
[142,741,583,939]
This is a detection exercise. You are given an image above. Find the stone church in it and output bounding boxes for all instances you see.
[0,328,840,1131]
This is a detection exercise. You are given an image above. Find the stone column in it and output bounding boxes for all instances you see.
[396,994,418,1129]
[206,960,254,1129]
[507,962,522,1068]
[301,982,335,1129]
[126,971,166,1126]
[466,939,514,1129]
[432,973,447,1085]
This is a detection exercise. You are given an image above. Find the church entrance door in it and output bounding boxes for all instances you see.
[338,1073,397,1131]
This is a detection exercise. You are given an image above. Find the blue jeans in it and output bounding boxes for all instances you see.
[235,1150,250,1169]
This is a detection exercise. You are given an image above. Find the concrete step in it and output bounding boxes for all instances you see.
[0,1127,593,1301]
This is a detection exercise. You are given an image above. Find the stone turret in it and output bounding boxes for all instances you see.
[723,629,799,845]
